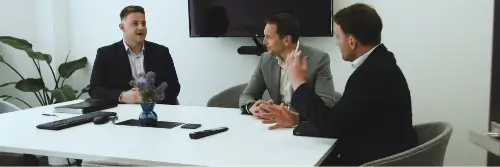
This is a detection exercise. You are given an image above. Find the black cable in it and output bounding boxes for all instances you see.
[67,158,71,166]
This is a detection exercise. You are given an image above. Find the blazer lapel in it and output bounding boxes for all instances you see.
[269,58,282,104]
[116,40,134,80]
[143,42,153,73]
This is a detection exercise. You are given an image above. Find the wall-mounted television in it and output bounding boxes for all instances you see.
[188,0,333,37]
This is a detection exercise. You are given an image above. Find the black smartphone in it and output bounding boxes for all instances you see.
[181,123,201,129]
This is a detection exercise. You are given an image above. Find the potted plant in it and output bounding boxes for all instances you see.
[0,36,89,108]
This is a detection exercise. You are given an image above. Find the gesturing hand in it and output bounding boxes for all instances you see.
[285,50,308,90]
[259,103,299,130]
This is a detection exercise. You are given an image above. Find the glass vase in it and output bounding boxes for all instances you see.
[139,102,158,127]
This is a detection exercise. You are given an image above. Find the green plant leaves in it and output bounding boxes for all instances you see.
[0,95,32,108]
[15,78,45,92]
[0,95,12,100]
[26,51,52,64]
[81,84,90,94]
[0,82,16,88]
[0,36,91,106]
[0,36,33,51]
[50,85,77,102]
[0,36,52,63]
[58,57,87,78]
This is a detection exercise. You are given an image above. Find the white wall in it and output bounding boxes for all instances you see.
[0,0,494,165]
[0,0,63,108]
[66,0,335,105]
[0,0,36,108]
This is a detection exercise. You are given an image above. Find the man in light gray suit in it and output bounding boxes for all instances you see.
[239,13,336,118]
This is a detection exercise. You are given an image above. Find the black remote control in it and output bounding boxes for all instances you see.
[189,127,229,139]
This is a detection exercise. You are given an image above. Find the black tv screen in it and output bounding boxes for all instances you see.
[188,0,333,37]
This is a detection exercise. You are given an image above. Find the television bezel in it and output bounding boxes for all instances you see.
[187,0,334,38]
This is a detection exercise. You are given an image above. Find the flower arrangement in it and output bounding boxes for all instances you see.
[129,71,168,103]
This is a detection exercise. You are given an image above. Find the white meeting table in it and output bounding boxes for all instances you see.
[0,100,336,166]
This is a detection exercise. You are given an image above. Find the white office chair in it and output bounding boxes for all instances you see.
[0,99,21,114]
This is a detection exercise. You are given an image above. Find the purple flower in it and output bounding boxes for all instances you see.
[159,93,165,101]
[137,81,146,89]
[129,71,168,102]
[159,82,168,91]
[146,71,156,80]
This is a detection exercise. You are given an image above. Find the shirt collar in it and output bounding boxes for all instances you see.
[351,43,381,69]
[275,43,302,68]
[276,56,285,68]
[123,40,145,52]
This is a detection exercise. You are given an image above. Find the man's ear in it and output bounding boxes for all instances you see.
[119,23,124,31]
[349,36,357,50]
[284,35,292,46]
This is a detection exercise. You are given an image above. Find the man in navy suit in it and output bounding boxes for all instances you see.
[259,3,418,166]
[89,5,180,105]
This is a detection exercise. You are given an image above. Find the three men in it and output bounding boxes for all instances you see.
[239,13,336,117]
[88,3,417,166]
[89,5,181,105]
[259,3,418,166]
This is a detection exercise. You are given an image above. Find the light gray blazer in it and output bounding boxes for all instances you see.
[239,44,336,110]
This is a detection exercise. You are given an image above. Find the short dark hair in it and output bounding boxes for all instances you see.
[333,3,382,46]
[264,13,300,43]
[120,5,145,20]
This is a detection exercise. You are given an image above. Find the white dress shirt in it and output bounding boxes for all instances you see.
[118,41,146,103]
[276,56,293,105]
[123,40,145,79]
[244,55,293,114]
[351,44,381,70]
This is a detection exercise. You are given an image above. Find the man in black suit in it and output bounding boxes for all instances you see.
[258,3,418,166]
[89,5,180,105]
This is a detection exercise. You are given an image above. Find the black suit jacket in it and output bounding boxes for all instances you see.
[89,40,181,105]
[291,44,417,166]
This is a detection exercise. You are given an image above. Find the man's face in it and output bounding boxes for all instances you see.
[263,24,286,55]
[333,22,356,62]
[120,12,147,44]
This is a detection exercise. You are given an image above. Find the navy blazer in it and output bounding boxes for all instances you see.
[89,40,181,105]
[291,44,418,166]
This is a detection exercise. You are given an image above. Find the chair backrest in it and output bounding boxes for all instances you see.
[206,83,271,108]
[0,100,21,114]
[207,83,248,108]
[361,121,453,166]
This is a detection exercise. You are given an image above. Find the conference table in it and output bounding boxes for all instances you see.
[0,100,336,166]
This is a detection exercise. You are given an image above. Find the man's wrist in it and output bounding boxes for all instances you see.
[118,91,125,103]
[246,102,255,114]
[292,112,300,126]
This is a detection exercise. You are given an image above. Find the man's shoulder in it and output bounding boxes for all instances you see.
[97,41,122,52]
[94,41,123,61]
[260,51,274,61]
[145,41,169,51]
[299,45,330,67]
[258,52,278,67]
[97,40,170,52]
[301,44,328,58]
